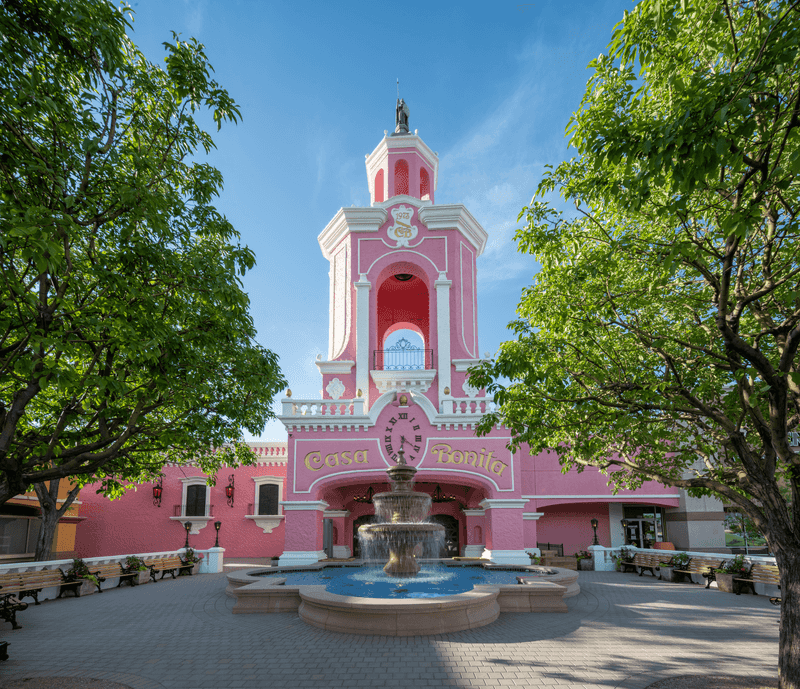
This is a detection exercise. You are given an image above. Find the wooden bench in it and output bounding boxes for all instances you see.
[145,556,194,581]
[734,562,779,595]
[89,563,140,593]
[632,552,663,577]
[671,557,726,588]
[0,569,83,605]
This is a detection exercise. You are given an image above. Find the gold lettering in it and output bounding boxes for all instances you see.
[431,443,453,463]
[304,451,324,472]
[490,460,507,476]
[451,450,464,465]
[340,451,352,465]
[325,453,339,468]
[466,451,478,466]
[484,450,495,467]
[354,450,368,464]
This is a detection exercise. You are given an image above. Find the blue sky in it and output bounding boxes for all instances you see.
[127,0,635,440]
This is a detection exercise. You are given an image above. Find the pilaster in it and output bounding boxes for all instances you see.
[435,273,452,403]
[355,274,372,407]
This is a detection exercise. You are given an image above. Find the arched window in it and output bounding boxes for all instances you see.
[394,159,409,196]
[374,169,384,203]
[420,167,430,200]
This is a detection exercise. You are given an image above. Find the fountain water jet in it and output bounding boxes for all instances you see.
[357,448,445,575]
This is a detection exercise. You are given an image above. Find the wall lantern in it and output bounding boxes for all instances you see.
[225,474,235,507]
[184,521,192,550]
[590,518,599,546]
[214,520,222,548]
[152,474,163,508]
[621,519,629,545]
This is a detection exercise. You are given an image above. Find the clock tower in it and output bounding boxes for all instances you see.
[277,106,532,566]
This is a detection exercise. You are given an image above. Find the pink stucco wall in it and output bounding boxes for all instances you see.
[75,461,287,558]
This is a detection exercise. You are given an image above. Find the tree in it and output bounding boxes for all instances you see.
[468,0,800,685]
[0,0,287,507]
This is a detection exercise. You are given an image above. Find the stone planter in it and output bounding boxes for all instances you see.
[578,558,593,571]
[75,578,97,596]
[715,572,735,593]
[659,566,676,582]
[135,570,151,585]
[192,562,200,576]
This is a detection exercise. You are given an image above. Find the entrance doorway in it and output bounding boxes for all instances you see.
[429,514,459,558]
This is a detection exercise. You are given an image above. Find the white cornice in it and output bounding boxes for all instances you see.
[318,207,387,260]
[315,360,355,375]
[370,369,437,394]
[373,195,431,211]
[479,499,529,510]
[418,205,487,256]
[280,500,330,512]
[244,515,285,533]
[523,512,545,520]
[452,358,488,372]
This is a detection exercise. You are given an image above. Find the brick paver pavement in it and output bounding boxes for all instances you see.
[0,570,779,689]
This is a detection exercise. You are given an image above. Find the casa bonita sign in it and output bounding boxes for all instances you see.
[292,438,514,493]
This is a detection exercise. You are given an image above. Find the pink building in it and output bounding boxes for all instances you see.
[75,109,726,562]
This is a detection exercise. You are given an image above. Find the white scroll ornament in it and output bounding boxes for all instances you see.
[387,205,418,247]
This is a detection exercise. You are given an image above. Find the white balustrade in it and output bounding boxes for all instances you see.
[281,398,366,417]
[442,397,498,416]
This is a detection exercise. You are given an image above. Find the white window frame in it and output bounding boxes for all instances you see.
[246,476,285,533]
[169,477,212,534]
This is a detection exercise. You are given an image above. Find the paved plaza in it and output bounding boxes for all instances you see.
[0,569,779,689]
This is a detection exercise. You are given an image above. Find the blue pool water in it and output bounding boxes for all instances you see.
[254,566,556,599]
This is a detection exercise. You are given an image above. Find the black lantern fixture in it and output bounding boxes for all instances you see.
[214,521,221,548]
[621,519,629,545]
[225,474,235,507]
[431,484,459,503]
[184,521,192,550]
[152,474,163,508]
[353,486,375,504]
[590,518,599,546]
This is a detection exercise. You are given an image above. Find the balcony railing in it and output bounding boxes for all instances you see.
[173,504,215,517]
[373,338,433,370]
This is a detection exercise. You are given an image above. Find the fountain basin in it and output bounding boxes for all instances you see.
[227,564,578,634]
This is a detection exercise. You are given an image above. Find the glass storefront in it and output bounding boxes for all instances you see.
[622,505,666,547]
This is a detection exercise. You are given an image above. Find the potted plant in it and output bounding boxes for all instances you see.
[615,547,636,572]
[181,547,203,575]
[714,555,750,593]
[575,550,593,571]
[123,555,152,586]
[63,558,101,596]
[660,551,690,582]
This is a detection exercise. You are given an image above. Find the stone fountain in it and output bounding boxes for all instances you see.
[357,448,445,575]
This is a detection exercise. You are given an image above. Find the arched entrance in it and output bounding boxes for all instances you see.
[352,515,372,558]
[429,514,459,558]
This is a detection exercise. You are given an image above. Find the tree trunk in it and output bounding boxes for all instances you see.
[775,542,800,689]
[33,479,80,561]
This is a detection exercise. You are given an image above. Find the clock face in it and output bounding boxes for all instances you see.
[383,409,424,463]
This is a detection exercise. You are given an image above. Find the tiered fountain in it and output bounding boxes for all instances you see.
[357,447,444,575]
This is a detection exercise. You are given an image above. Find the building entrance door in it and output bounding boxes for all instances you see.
[429,514,460,558]
[625,519,656,548]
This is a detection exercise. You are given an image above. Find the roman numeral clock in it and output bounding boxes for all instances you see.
[383,407,424,464]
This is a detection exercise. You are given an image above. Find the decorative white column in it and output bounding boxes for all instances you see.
[355,274,372,407]
[198,547,225,574]
[435,272,452,403]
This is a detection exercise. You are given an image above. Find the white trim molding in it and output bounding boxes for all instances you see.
[169,516,212,535]
[370,369,437,394]
[481,549,532,565]
[521,494,681,499]
[418,205,487,255]
[245,476,285,532]
[278,550,328,567]
[280,500,330,512]
[461,509,485,517]
[318,208,387,260]
[452,358,487,372]
[315,360,355,375]
[522,512,545,520]
[479,499,529,510]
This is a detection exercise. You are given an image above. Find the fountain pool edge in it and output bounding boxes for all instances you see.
[226,565,578,634]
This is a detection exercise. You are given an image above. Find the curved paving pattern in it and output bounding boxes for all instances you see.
[0,571,779,689]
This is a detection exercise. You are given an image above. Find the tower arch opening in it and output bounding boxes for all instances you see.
[393,159,409,196]
[375,271,430,370]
